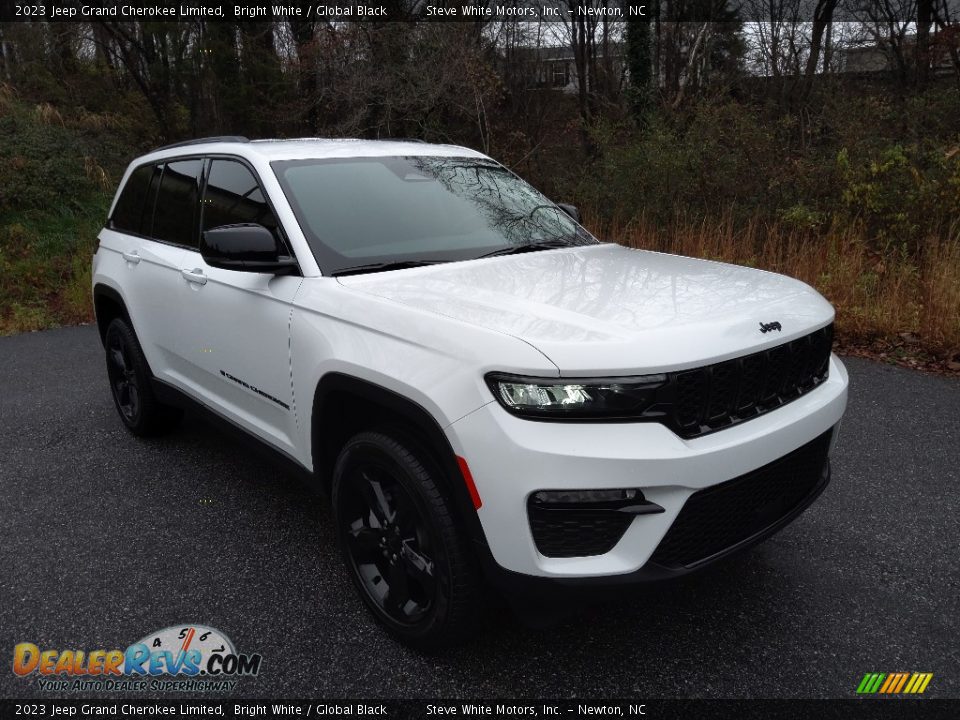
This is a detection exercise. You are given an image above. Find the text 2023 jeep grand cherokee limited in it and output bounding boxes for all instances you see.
[93,137,848,648]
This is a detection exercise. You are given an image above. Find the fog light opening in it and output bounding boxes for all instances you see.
[530,488,664,514]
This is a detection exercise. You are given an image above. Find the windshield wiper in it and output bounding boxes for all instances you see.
[331,260,448,277]
[477,239,576,260]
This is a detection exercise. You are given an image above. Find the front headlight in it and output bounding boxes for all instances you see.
[485,372,667,420]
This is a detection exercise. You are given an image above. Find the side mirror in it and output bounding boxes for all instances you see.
[556,203,581,223]
[200,224,298,275]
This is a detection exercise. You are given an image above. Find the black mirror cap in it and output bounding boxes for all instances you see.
[201,224,299,275]
[557,203,581,223]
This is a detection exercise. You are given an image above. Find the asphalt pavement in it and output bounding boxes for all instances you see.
[1,325,958,699]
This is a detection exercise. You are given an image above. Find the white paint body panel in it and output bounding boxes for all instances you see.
[93,230,187,385]
[172,251,303,457]
[337,243,836,374]
[94,139,849,581]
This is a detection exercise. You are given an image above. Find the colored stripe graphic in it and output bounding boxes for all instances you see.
[880,673,907,693]
[905,673,933,694]
[856,673,884,693]
[868,673,886,693]
[891,673,910,693]
[857,672,933,694]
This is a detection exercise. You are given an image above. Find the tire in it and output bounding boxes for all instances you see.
[332,431,481,650]
[104,318,183,436]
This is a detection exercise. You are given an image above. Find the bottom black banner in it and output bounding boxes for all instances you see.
[0,699,957,720]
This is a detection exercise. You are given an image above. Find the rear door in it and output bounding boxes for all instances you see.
[173,157,302,456]
[99,161,188,385]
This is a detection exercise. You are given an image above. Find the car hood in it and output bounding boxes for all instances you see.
[336,244,835,375]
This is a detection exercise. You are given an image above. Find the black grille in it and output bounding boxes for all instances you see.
[650,429,833,569]
[669,324,833,439]
[528,507,633,558]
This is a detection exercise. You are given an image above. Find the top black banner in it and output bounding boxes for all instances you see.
[0,700,958,720]
[1,0,955,23]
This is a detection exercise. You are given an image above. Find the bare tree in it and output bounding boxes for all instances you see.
[931,0,960,87]
[802,0,840,96]
[98,22,198,137]
[846,0,919,85]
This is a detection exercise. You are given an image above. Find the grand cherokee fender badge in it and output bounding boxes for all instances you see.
[220,369,290,410]
[759,321,782,333]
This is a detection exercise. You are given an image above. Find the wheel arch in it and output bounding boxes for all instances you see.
[311,372,490,553]
[92,283,132,347]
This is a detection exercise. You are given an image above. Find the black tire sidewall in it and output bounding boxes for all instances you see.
[332,432,462,646]
[105,319,147,430]
[103,318,181,436]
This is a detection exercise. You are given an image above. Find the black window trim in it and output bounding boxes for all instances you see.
[143,163,163,240]
[108,152,302,276]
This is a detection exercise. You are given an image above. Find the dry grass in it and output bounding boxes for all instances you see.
[920,231,960,355]
[33,102,64,126]
[586,211,960,360]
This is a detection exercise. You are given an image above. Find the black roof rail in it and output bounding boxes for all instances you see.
[151,136,250,153]
[380,137,427,143]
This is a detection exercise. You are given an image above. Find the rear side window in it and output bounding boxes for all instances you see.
[153,159,204,248]
[202,160,280,241]
[111,165,155,235]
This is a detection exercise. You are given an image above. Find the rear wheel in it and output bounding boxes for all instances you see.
[104,318,182,436]
[332,431,481,649]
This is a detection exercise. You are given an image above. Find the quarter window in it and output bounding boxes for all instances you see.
[110,164,158,235]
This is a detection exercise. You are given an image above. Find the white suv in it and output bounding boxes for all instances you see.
[93,137,848,648]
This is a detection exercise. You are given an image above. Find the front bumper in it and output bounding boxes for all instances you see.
[448,354,848,580]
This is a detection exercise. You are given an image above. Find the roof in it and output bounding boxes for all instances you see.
[139,138,486,164]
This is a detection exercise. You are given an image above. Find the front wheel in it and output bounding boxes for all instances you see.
[332,431,481,649]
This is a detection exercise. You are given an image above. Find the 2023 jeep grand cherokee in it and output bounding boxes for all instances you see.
[93,137,848,648]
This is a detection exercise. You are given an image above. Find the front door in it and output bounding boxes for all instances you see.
[174,158,302,457]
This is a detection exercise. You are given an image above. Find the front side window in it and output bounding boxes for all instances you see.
[202,159,280,242]
[271,156,595,275]
[153,159,204,248]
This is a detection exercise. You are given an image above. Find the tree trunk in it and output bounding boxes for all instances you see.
[290,20,319,132]
[917,0,933,87]
[626,18,653,118]
[802,0,838,98]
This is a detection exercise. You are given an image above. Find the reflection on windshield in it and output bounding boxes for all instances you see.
[271,156,596,275]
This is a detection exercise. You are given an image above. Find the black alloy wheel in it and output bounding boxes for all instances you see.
[332,431,481,649]
[106,327,140,423]
[340,462,438,625]
[103,318,182,436]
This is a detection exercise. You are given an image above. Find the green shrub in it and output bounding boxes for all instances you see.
[838,144,960,255]
[0,97,117,334]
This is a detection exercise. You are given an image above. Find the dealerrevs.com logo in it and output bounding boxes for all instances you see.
[12,624,262,693]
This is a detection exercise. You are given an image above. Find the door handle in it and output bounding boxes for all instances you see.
[121,250,141,264]
[181,268,208,286]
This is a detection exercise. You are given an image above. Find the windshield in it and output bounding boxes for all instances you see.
[270,156,596,275]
